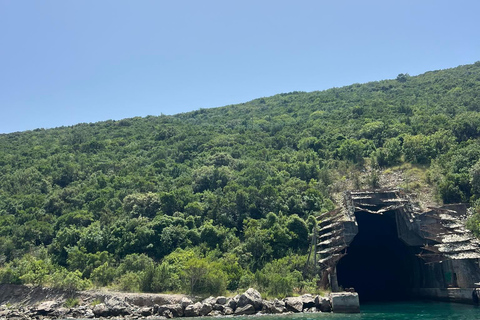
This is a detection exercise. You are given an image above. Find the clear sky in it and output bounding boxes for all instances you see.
[1,0,479,134]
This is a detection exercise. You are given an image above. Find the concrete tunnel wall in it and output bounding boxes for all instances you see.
[335,210,423,301]
[319,190,480,304]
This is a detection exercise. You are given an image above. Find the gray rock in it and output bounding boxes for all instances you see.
[234,304,256,315]
[51,307,70,317]
[199,303,213,316]
[166,304,184,317]
[180,297,193,309]
[212,304,225,311]
[93,303,110,317]
[140,307,153,316]
[202,296,217,305]
[315,295,331,312]
[305,307,318,313]
[237,288,263,310]
[84,309,95,318]
[184,302,202,317]
[330,292,360,313]
[284,297,303,313]
[208,310,223,316]
[227,296,238,310]
[222,307,234,315]
[35,301,57,315]
[216,296,227,305]
[301,294,316,309]
[261,300,284,314]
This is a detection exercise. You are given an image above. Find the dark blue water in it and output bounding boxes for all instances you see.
[238,302,479,320]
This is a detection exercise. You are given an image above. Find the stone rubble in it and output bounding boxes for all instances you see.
[0,288,360,319]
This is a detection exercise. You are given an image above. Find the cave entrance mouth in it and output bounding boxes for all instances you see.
[336,210,419,302]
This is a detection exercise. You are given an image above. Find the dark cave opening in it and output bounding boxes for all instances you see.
[336,211,420,302]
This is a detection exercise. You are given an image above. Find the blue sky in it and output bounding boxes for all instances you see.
[1,0,479,134]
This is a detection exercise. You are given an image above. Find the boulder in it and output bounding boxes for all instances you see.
[51,307,70,318]
[234,304,256,315]
[159,304,184,317]
[300,294,316,309]
[180,297,193,309]
[222,306,234,315]
[228,296,239,310]
[140,307,153,316]
[84,309,95,318]
[202,296,217,305]
[92,303,110,317]
[237,288,263,310]
[111,305,130,316]
[261,299,285,314]
[216,296,227,305]
[315,295,331,312]
[305,307,318,313]
[330,292,360,313]
[184,302,201,317]
[199,302,213,316]
[184,302,212,317]
[35,301,57,315]
[212,304,225,311]
[284,297,303,313]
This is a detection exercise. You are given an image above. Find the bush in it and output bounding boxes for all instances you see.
[50,269,91,291]
[116,272,141,292]
[255,256,305,298]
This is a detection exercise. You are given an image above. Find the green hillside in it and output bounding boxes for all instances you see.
[2,61,480,296]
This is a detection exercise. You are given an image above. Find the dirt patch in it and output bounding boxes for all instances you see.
[0,284,187,307]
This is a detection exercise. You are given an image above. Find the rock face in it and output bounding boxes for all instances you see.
[330,292,360,313]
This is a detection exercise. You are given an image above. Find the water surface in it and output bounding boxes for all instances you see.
[237,301,479,320]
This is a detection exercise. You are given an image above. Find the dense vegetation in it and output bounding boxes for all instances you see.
[2,62,480,296]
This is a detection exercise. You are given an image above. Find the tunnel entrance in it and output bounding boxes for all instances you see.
[336,210,420,302]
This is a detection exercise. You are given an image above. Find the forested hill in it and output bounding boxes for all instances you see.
[2,61,480,296]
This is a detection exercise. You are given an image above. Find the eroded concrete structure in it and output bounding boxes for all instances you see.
[318,189,480,303]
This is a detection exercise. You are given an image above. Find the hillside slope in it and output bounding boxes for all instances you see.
[1,61,480,295]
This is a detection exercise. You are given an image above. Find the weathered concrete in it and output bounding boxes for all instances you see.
[413,288,480,304]
[330,292,360,313]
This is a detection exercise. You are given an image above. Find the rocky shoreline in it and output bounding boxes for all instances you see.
[0,285,359,319]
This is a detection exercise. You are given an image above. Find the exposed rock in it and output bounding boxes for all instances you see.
[84,308,95,318]
[330,292,360,313]
[35,300,58,315]
[315,295,331,312]
[184,302,202,317]
[208,310,223,316]
[215,296,227,305]
[237,288,263,310]
[234,304,256,315]
[222,306,234,315]
[284,297,303,313]
[92,303,110,317]
[51,307,70,317]
[180,297,193,309]
[202,296,216,306]
[305,307,318,313]
[212,303,225,311]
[300,294,316,309]
[228,295,239,310]
[165,304,184,317]
[199,303,213,316]
[140,307,153,316]
[261,299,285,314]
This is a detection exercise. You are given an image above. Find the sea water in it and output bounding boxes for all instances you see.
[234,301,479,320]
